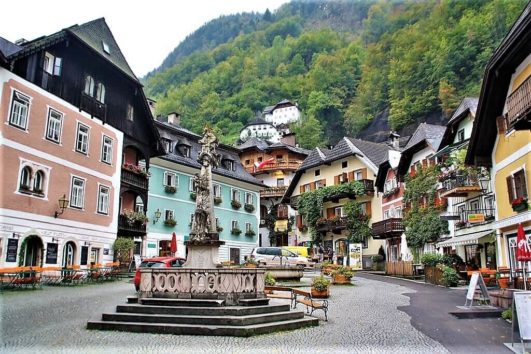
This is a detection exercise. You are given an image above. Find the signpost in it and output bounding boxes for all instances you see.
[464,272,490,307]
[349,243,363,270]
[511,291,531,353]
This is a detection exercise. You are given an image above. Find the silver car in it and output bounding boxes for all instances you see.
[250,247,309,268]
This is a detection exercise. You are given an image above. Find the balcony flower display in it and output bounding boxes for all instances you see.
[245,229,256,237]
[214,196,222,205]
[316,217,327,226]
[231,227,242,235]
[244,203,255,212]
[511,197,528,212]
[164,218,177,227]
[231,200,242,209]
[122,209,148,225]
[382,187,399,198]
[165,185,177,194]
[122,163,150,177]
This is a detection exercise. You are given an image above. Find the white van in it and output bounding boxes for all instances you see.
[250,247,310,268]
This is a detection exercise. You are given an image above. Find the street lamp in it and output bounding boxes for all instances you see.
[478,178,490,193]
[153,209,162,224]
[54,194,69,218]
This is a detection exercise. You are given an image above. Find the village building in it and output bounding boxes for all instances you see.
[239,117,281,143]
[466,2,531,286]
[0,18,162,267]
[146,114,263,264]
[237,136,309,247]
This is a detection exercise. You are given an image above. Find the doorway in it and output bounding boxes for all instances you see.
[23,235,43,266]
[62,241,76,268]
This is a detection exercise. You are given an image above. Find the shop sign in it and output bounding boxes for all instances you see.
[45,243,58,264]
[148,243,157,249]
[6,238,18,262]
[349,243,363,270]
[468,213,485,223]
[274,220,288,232]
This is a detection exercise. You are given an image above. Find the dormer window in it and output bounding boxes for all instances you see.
[226,160,234,171]
[182,146,190,157]
[102,41,110,54]
[162,139,172,153]
[176,139,191,157]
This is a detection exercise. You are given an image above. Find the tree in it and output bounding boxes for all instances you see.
[344,201,372,244]
[113,237,135,265]
[293,114,325,149]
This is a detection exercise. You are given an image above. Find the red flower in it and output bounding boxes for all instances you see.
[511,197,527,207]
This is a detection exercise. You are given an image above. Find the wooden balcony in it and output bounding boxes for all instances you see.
[371,218,404,239]
[121,168,148,190]
[359,179,375,195]
[440,175,481,198]
[118,214,146,235]
[316,217,348,233]
[245,160,302,174]
[80,92,107,121]
[260,186,287,198]
[506,75,531,130]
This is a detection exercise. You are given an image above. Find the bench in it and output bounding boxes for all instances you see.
[292,288,328,321]
[265,286,293,300]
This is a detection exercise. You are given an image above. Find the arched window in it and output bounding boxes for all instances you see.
[20,166,32,190]
[33,170,44,193]
[84,75,95,96]
[62,242,75,267]
[96,82,105,103]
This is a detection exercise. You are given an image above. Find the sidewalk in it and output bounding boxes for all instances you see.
[358,273,517,354]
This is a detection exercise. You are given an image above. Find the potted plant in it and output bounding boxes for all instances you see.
[496,272,509,289]
[164,218,176,227]
[231,227,242,235]
[245,229,256,237]
[214,196,222,205]
[332,266,354,284]
[165,185,177,194]
[190,192,197,200]
[320,261,333,275]
[311,275,331,298]
[244,258,258,268]
[231,200,242,209]
[511,197,528,212]
[244,204,255,212]
[264,272,276,293]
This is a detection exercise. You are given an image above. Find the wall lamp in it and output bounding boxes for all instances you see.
[153,209,162,224]
[54,194,70,218]
[51,237,59,243]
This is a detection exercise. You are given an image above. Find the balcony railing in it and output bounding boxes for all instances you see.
[80,92,107,121]
[118,214,146,234]
[121,168,148,190]
[452,208,496,231]
[260,186,288,198]
[316,217,348,232]
[246,160,302,174]
[359,179,375,195]
[439,175,481,198]
[371,218,404,239]
[506,75,531,130]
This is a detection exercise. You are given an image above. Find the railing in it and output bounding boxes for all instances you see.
[246,160,302,174]
[118,214,146,234]
[121,168,148,190]
[316,217,348,232]
[385,261,414,277]
[80,92,107,121]
[441,175,479,190]
[453,208,496,230]
[506,75,531,129]
[260,186,287,198]
[371,218,404,238]
[359,179,374,194]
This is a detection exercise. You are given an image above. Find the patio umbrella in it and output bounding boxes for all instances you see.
[170,232,177,256]
[516,223,530,290]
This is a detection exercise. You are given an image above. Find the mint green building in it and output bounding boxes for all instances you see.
[145,114,263,264]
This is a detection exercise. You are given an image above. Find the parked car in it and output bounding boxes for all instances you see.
[250,247,311,268]
[134,256,185,291]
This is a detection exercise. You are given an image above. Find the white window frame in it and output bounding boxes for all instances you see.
[384,209,390,219]
[75,122,90,155]
[33,170,45,193]
[216,218,220,227]
[354,170,363,181]
[84,75,95,96]
[303,184,311,193]
[189,177,195,192]
[213,184,221,198]
[232,220,239,230]
[97,184,110,215]
[165,209,174,221]
[70,176,86,209]
[95,82,105,104]
[245,192,253,205]
[246,222,252,232]
[163,171,178,187]
[101,135,113,164]
[9,90,31,130]
[395,207,402,218]
[102,41,110,54]
[231,189,240,202]
[126,104,134,121]
[334,207,344,217]
[19,166,32,190]
[45,108,63,143]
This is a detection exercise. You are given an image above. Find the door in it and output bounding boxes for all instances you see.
[24,236,43,267]
[229,248,240,265]
[62,241,76,267]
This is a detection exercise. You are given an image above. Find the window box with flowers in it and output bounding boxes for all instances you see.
[245,229,256,237]
[382,187,399,198]
[164,219,177,227]
[244,204,255,212]
[214,197,222,205]
[122,209,149,225]
[216,226,223,232]
[511,197,528,212]
[231,227,242,235]
[231,200,241,210]
[190,192,197,201]
[165,185,177,194]
[316,217,327,227]
[122,163,150,177]
[455,220,466,229]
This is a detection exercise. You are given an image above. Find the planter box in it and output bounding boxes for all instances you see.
[311,288,330,298]
[512,202,528,212]
[332,274,351,284]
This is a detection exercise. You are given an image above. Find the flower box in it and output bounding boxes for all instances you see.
[165,185,177,194]
[231,200,241,209]
[190,192,197,201]
[214,197,222,205]
[511,197,528,212]
[311,288,330,298]
[244,204,255,212]
[164,219,177,227]
[245,230,256,237]
[231,228,242,235]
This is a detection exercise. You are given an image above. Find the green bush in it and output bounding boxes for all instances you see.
[372,255,384,263]
[421,252,443,267]
[441,265,459,287]
[311,275,331,291]
[265,272,276,286]
[501,309,512,320]
[333,266,354,279]
[113,237,135,264]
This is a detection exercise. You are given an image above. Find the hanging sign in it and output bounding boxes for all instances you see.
[45,243,58,264]
[468,214,485,223]
[6,238,18,263]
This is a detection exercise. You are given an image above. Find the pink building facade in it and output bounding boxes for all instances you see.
[0,68,123,268]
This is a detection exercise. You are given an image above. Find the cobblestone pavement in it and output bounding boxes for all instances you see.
[1,274,447,354]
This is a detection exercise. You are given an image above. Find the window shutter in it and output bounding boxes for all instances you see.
[514,169,528,199]
[320,179,327,187]
[334,175,340,185]
[296,215,303,228]
[496,116,507,134]
[300,185,304,194]
[310,182,316,191]
[361,168,368,179]
[327,208,335,218]
[422,159,428,168]
[342,172,348,182]
[348,171,354,182]
[365,202,372,218]
[506,175,515,202]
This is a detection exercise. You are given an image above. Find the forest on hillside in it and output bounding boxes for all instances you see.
[144,0,526,147]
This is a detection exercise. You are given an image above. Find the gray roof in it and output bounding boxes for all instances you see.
[244,117,271,127]
[346,138,392,167]
[402,123,447,152]
[236,137,310,156]
[262,105,275,114]
[267,142,311,156]
[155,122,264,187]
[298,148,328,171]
[449,97,478,124]
[236,137,270,151]
[0,37,22,57]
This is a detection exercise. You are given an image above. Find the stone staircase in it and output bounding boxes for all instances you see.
[87,296,318,337]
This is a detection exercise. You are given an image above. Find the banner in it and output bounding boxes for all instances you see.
[468,213,485,223]
[349,243,363,270]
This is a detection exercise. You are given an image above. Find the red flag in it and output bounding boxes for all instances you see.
[516,223,531,262]
[257,157,275,170]
[170,232,177,256]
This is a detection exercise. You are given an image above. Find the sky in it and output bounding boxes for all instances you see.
[1,0,287,77]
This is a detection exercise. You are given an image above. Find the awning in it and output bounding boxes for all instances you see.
[436,230,494,247]
[433,140,468,158]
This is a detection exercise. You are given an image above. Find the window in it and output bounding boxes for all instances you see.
[276,155,283,161]
[303,184,311,193]
[70,177,85,208]
[84,75,95,96]
[9,91,31,129]
[315,169,320,177]
[102,41,110,54]
[342,161,348,168]
[163,172,177,187]
[45,108,63,143]
[182,146,190,158]
[44,52,62,76]
[470,200,479,213]
[245,192,253,205]
[216,218,220,227]
[19,166,32,190]
[315,180,325,189]
[189,178,195,192]
[277,178,285,187]
[100,135,113,164]
[507,169,528,203]
[245,160,250,165]
[135,203,144,213]
[213,184,221,198]
[97,185,110,214]
[95,83,105,103]
[354,170,363,181]
[484,196,494,216]
[232,220,239,230]
[162,139,172,153]
[165,209,174,221]
[126,104,134,121]
[457,205,466,222]
[232,189,240,202]
[360,203,368,216]
[457,129,465,142]
[395,207,402,218]
[334,207,344,217]
[246,223,252,232]
[76,123,90,154]
[384,209,390,219]
[33,170,44,193]
[226,160,234,171]
[257,157,263,163]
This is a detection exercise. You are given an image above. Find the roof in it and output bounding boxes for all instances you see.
[236,137,270,151]
[346,138,392,167]
[0,37,22,57]
[262,105,275,114]
[402,123,446,152]
[466,2,531,166]
[267,142,311,156]
[236,137,310,156]
[155,122,264,187]
[243,117,271,128]
[448,97,478,124]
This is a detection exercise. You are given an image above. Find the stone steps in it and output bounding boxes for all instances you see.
[138,298,225,307]
[116,303,291,316]
[87,317,318,337]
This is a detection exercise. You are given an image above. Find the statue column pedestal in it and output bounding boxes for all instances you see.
[183,237,225,269]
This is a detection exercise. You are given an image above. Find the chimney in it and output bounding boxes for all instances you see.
[280,133,296,146]
[167,112,181,126]
[389,131,400,149]
[14,38,28,46]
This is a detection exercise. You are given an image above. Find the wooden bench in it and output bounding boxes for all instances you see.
[265,286,293,300]
[292,288,328,321]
